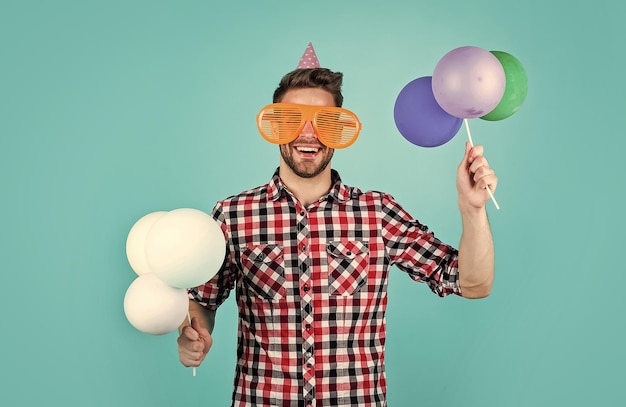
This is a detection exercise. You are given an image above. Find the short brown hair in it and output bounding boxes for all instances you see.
[273,68,344,107]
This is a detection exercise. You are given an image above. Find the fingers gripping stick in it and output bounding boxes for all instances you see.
[463,119,500,210]
[187,311,196,377]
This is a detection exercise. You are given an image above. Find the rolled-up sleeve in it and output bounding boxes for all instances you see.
[380,193,461,297]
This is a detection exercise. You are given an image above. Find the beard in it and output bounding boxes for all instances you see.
[279,143,334,179]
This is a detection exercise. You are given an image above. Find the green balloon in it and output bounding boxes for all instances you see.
[480,51,528,121]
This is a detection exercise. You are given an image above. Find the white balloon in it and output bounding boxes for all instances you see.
[123,273,189,335]
[126,211,167,276]
[144,208,226,288]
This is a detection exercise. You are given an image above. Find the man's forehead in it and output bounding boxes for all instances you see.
[280,88,335,106]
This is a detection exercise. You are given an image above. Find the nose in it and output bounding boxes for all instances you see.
[300,121,318,138]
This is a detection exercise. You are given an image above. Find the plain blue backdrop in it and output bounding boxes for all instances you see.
[1,1,624,405]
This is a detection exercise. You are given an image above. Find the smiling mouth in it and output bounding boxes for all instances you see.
[294,146,323,156]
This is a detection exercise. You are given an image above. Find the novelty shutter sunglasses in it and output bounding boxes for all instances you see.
[257,103,362,149]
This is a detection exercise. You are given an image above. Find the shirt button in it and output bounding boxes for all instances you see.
[300,211,305,216]
[303,285,309,292]
[305,323,311,330]
[307,362,312,368]
[301,245,306,252]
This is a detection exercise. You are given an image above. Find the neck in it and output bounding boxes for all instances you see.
[278,161,333,207]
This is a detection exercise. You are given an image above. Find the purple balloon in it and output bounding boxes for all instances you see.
[432,46,506,119]
[394,76,462,147]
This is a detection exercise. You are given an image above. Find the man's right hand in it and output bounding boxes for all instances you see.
[177,316,213,367]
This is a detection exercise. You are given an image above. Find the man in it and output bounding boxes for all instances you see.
[177,44,497,406]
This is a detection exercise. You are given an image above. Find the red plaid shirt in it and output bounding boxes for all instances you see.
[190,169,461,406]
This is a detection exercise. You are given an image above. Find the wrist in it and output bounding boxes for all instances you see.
[458,200,488,225]
[458,198,484,216]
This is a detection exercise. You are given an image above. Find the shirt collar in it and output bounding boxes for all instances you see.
[267,168,352,204]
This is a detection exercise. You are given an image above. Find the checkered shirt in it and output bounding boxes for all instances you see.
[190,169,461,406]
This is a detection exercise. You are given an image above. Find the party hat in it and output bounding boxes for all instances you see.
[296,42,321,69]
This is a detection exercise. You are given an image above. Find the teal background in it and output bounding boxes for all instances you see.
[1,0,624,405]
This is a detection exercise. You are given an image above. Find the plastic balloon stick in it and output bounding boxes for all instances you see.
[463,119,500,210]
[187,311,197,377]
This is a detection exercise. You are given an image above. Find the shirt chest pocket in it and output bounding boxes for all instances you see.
[241,244,286,301]
[327,240,370,296]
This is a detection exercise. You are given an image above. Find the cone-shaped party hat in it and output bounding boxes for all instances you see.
[296,42,321,69]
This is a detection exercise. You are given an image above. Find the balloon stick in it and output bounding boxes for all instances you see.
[187,311,196,377]
[463,119,500,210]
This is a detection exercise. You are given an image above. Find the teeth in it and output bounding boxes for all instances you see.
[296,147,319,153]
